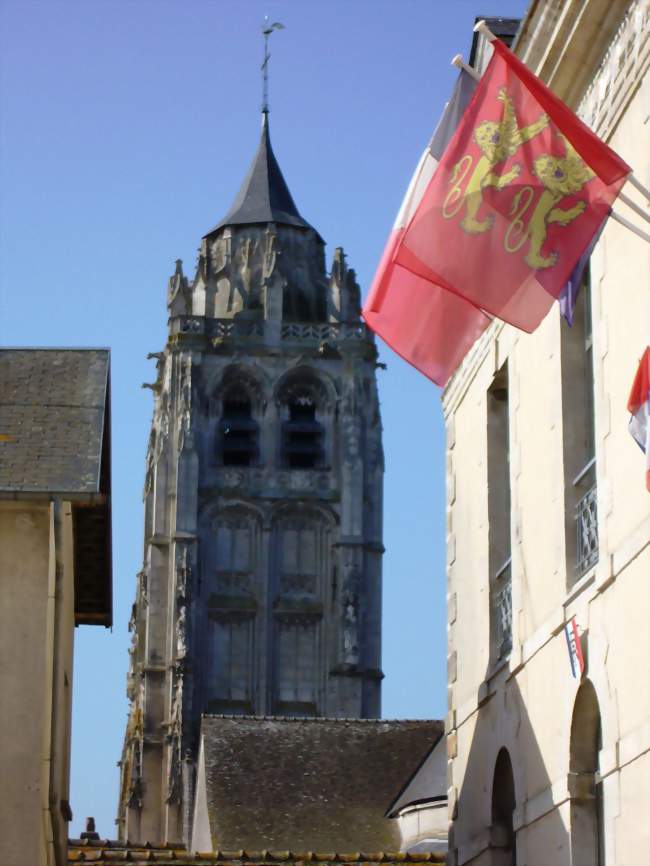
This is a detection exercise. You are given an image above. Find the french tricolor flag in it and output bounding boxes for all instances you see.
[363,68,491,387]
[627,347,650,492]
[565,617,585,679]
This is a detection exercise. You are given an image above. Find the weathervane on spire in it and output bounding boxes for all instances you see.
[261,17,285,116]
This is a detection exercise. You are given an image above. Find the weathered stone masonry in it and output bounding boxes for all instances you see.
[118,115,385,845]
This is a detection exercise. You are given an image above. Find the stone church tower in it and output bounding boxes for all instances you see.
[118,114,384,844]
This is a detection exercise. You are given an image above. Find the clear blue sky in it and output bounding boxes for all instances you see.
[0,0,527,840]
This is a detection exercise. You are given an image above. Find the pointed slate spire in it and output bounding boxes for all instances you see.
[206,114,315,236]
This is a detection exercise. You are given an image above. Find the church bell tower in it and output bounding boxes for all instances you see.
[118,113,384,844]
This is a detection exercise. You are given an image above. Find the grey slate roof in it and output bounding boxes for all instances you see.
[0,348,109,495]
[199,715,444,852]
[207,114,315,236]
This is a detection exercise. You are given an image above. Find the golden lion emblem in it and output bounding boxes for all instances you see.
[507,134,596,269]
[443,88,549,233]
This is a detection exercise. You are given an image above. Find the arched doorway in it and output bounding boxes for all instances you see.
[569,679,604,865]
[491,747,516,866]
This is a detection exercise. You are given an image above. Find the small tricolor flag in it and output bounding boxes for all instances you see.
[565,616,585,679]
[627,347,650,491]
[394,38,631,334]
[363,69,491,387]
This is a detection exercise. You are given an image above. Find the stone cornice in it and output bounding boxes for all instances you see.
[577,0,650,139]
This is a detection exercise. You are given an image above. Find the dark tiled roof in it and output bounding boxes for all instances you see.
[68,840,446,864]
[0,348,109,495]
[199,716,444,853]
[0,348,112,625]
[206,115,315,237]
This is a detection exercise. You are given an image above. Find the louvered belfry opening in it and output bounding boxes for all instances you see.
[220,392,258,467]
[283,394,323,468]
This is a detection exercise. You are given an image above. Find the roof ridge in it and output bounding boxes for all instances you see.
[201,714,441,724]
[0,346,110,353]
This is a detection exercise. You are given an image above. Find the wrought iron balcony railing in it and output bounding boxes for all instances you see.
[576,482,599,577]
[492,557,512,660]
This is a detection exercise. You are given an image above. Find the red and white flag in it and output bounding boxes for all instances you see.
[363,69,491,387]
[394,39,631,333]
[627,347,650,491]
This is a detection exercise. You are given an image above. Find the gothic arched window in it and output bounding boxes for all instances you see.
[219,388,259,467]
[204,510,260,715]
[271,511,331,716]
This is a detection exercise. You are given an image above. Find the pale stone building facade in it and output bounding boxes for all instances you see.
[118,115,385,846]
[445,2,650,864]
[0,349,112,866]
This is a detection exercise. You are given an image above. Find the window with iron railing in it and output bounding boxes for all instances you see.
[488,362,512,662]
[561,274,598,582]
[492,557,513,660]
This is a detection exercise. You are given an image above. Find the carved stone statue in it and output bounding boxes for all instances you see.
[176,605,187,659]
[166,734,182,804]
[178,358,193,452]
[342,566,361,666]
[175,544,192,600]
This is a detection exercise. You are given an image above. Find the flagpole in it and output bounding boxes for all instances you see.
[619,191,650,225]
[473,19,495,41]
[451,54,481,82]
[610,209,650,244]
[627,174,650,204]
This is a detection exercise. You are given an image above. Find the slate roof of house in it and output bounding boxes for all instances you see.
[198,716,444,853]
[68,841,446,864]
[0,348,112,625]
[206,114,316,237]
[0,348,110,496]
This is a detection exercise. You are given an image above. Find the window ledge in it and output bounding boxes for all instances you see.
[485,654,510,687]
[564,569,596,607]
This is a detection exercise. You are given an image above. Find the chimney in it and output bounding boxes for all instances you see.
[80,817,100,841]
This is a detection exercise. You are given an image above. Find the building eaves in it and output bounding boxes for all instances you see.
[68,841,446,864]
[468,16,521,66]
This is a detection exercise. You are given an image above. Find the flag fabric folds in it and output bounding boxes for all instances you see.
[363,69,491,387]
[558,213,608,327]
[627,347,650,492]
[394,39,631,334]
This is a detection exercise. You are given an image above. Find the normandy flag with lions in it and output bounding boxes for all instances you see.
[391,39,631,340]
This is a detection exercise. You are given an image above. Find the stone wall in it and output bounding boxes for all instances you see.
[0,501,76,866]
[444,3,650,863]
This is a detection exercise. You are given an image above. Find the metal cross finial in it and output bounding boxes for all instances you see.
[261,17,285,116]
